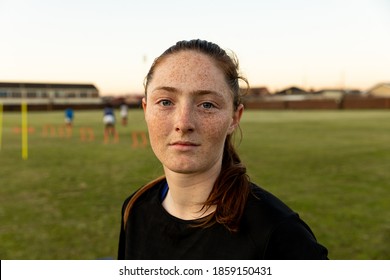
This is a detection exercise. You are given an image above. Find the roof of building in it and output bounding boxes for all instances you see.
[0,82,98,90]
[369,82,390,90]
[275,86,307,95]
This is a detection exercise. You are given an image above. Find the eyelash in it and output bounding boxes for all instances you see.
[158,99,173,107]
[200,102,215,109]
[157,100,217,110]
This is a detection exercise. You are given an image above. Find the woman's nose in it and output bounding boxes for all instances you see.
[175,104,195,133]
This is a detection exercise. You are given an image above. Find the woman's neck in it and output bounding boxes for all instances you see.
[162,165,220,220]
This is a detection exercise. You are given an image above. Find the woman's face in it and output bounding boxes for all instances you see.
[143,50,243,175]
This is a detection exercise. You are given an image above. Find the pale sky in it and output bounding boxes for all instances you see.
[1,0,389,95]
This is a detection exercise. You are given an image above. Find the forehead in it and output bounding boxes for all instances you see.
[148,51,229,93]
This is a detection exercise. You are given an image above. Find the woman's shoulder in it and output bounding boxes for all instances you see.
[120,179,166,214]
[246,183,297,220]
[243,182,304,242]
[244,183,328,259]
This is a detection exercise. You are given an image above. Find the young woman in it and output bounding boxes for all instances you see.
[118,39,328,259]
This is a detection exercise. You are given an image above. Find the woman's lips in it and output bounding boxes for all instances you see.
[169,141,200,151]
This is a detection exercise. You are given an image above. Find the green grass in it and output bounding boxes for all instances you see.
[0,109,389,259]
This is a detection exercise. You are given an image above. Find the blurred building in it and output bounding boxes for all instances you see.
[0,82,102,110]
[366,83,390,97]
[315,89,362,101]
[246,86,270,97]
[275,86,308,95]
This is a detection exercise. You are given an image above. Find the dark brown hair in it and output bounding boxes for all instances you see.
[124,39,250,232]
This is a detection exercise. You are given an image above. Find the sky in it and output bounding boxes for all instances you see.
[1,0,389,96]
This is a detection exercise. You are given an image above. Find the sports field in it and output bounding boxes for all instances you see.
[0,109,389,259]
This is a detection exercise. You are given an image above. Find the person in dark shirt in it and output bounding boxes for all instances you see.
[64,107,74,126]
[118,39,328,259]
[64,107,74,137]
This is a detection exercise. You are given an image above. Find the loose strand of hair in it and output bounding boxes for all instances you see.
[123,175,166,229]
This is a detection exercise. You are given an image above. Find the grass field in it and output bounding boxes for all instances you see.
[0,109,389,259]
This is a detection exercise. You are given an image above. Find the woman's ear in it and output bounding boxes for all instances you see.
[228,104,244,134]
[142,97,147,112]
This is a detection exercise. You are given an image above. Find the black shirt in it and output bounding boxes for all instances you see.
[118,179,328,259]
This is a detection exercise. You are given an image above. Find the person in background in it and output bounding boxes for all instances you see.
[64,107,74,137]
[120,102,128,126]
[64,107,74,127]
[103,103,118,143]
[118,39,328,260]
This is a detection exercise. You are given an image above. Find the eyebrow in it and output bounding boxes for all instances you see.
[152,86,224,98]
[152,86,178,93]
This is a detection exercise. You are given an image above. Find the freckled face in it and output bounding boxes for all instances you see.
[143,51,242,175]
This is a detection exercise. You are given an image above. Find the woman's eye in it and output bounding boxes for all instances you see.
[159,100,172,106]
[201,102,215,109]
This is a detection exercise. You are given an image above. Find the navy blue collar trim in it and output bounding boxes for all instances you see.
[160,182,169,201]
